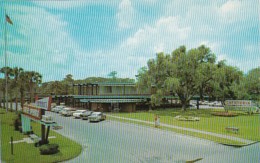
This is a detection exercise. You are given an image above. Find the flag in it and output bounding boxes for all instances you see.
[5,14,13,25]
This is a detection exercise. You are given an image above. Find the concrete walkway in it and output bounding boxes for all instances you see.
[9,136,56,144]
[107,115,255,144]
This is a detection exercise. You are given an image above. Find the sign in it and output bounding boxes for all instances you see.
[35,97,52,111]
[22,104,42,120]
[225,100,251,106]
[224,100,257,114]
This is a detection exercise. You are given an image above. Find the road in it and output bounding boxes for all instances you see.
[46,111,235,163]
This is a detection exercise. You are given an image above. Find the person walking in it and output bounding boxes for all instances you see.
[154,115,160,127]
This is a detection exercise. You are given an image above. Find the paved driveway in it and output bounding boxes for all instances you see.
[47,112,236,163]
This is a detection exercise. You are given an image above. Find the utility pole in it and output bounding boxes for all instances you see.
[4,9,8,112]
[4,10,13,112]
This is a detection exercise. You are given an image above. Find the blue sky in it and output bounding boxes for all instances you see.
[0,0,259,82]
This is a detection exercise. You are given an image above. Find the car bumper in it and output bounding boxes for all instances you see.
[89,118,100,122]
[73,115,81,118]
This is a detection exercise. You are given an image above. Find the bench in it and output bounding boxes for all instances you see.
[225,127,239,134]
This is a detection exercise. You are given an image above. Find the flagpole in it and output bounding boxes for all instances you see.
[4,9,8,112]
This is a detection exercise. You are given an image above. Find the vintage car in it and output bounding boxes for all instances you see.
[88,112,106,122]
[41,115,55,123]
[60,107,76,116]
[51,106,65,113]
[80,111,93,120]
[72,110,87,118]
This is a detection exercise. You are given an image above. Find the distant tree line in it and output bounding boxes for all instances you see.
[136,45,260,110]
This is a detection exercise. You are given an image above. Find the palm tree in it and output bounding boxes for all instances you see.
[19,71,27,108]
[0,79,5,108]
[24,71,42,103]
[0,67,13,110]
[12,67,24,111]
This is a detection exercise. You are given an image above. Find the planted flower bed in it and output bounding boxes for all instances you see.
[174,115,200,121]
[211,112,238,117]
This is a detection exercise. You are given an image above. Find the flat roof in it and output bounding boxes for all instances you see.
[80,99,146,103]
[72,95,151,99]
[71,82,136,86]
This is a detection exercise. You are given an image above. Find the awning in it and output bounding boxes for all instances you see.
[80,99,146,103]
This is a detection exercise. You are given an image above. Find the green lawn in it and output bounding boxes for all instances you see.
[0,109,82,163]
[109,108,260,143]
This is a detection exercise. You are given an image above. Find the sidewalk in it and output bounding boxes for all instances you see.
[107,115,255,144]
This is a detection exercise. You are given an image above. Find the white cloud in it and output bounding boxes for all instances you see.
[218,0,258,24]
[122,16,191,55]
[216,53,229,62]
[218,0,242,22]
[219,0,241,13]
[117,0,135,29]
[199,41,220,53]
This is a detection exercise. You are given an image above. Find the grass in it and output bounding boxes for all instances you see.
[0,109,82,163]
[107,116,246,146]
[108,108,260,145]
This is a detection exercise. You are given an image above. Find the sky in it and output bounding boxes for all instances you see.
[0,0,259,82]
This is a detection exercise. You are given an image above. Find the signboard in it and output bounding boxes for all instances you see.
[22,104,42,120]
[225,100,251,106]
[35,97,52,111]
[224,100,257,114]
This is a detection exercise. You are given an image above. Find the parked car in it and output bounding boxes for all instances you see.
[73,110,87,118]
[60,107,76,116]
[41,115,55,123]
[51,106,65,113]
[88,112,106,122]
[80,111,93,120]
[209,101,223,107]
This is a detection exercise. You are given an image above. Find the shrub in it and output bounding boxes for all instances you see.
[39,144,59,155]
[211,112,238,117]
[13,117,21,131]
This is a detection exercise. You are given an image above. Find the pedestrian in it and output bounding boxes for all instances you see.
[154,115,158,127]
[155,115,160,127]
[157,115,160,127]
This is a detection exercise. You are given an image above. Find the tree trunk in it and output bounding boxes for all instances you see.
[9,92,13,111]
[199,87,204,101]
[20,89,24,108]
[181,99,188,111]
[15,96,18,111]
[29,82,34,103]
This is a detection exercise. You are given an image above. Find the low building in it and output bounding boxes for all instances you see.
[53,82,153,112]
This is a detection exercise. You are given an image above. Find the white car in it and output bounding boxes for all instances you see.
[60,107,76,116]
[80,111,93,120]
[41,115,55,123]
[73,110,87,118]
[88,112,106,122]
[51,106,65,113]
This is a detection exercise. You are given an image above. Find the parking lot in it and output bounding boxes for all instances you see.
[46,111,236,163]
